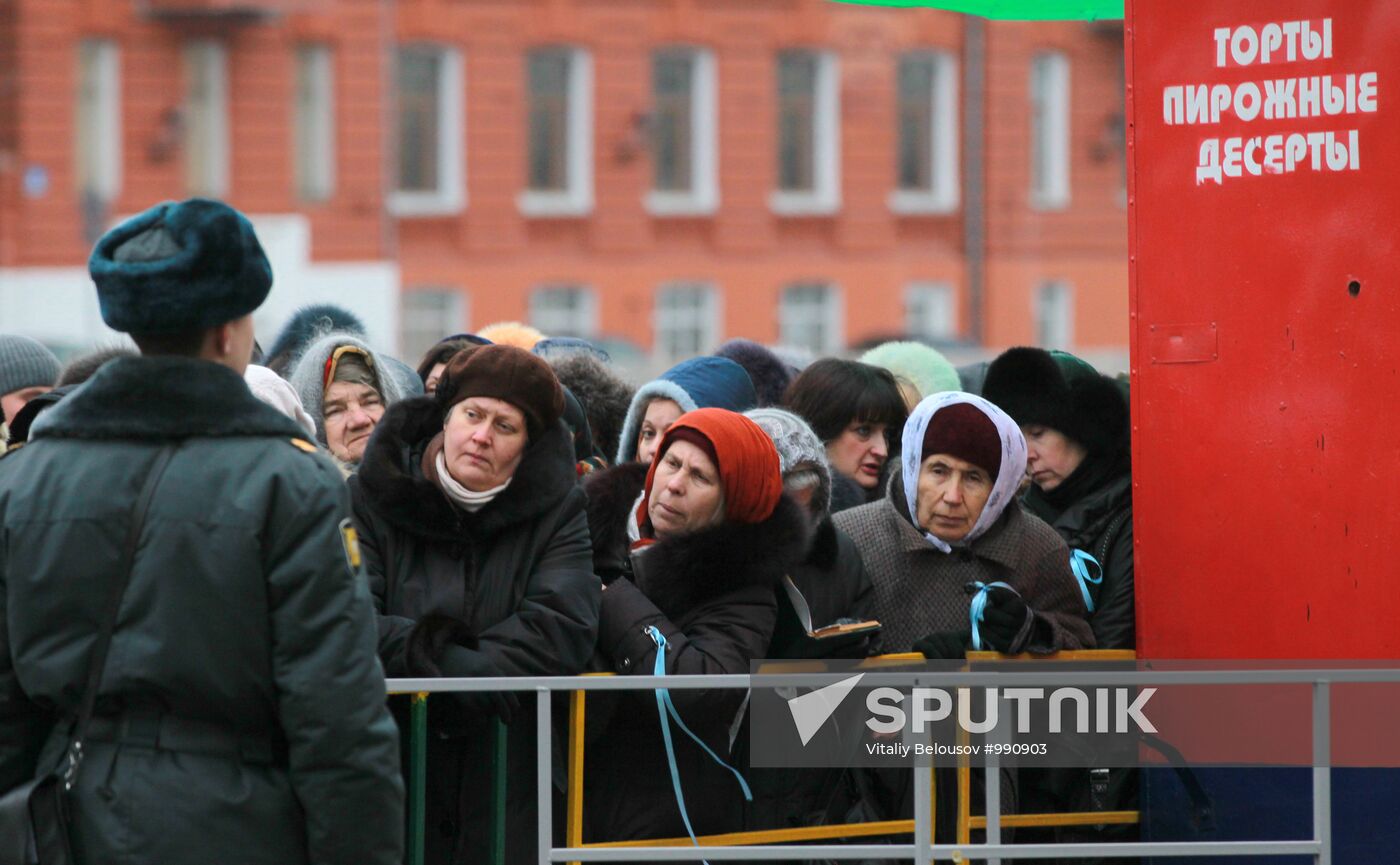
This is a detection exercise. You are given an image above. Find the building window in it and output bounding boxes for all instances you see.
[779,283,842,353]
[772,50,840,215]
[654,282,720,363]
[294,44,335,202]
[892,51,958,214]
[521,47,593,216]
[184,40,229,197]
[905,282,957,342]
[76,40,122,206]
[647,48,718,216]
[1029,51,1071,210]
[530,285,597,338]
[401,288,468,363]
[391,44,464,216]
[1034,280,1074,349]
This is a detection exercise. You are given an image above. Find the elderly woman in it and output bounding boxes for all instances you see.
[288,332,410,469]
[350,345,600,865]
[581,408,807,843]
[782,358,908,513]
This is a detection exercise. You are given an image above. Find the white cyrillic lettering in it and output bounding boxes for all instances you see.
[1264,78,1297,119]
[1222,137,1244,178]
[1164,86,1185,125]
[1234,81,1262,121]
[1284,133,1307,172]
[1282,21,1301,63]
[1322,19,1333,60]
[1211,84,1232,123]
[1260,23,1283,64]
[1359,72,1378,113]
[1301,20,1325,61]
[1197,139,1222,185]
[1243,136,1263,176]
[1214,27,1232,67]
[1231,26,1259,67]
[1186,84,1210,124]
[1263,135,1284,174]
[1323,75,1346,115]
[1299,76,1320,117]
[1306,131,1326,170]
[1349,129,1360,170]
[1325,131,1350,171]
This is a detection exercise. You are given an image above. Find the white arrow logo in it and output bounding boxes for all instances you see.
[787,673,866,746]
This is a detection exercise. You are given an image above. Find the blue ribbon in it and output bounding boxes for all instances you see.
[1069,549,1104,613]
[968,580,1018,651]
[644,626,753,860]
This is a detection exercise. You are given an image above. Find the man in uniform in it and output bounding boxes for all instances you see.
[0,199,404,864]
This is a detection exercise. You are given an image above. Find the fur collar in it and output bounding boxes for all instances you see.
[584,461,810,620]
[35,356,304,441]
[356,396,577,542]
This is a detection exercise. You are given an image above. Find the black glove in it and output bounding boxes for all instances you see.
[437,645,521,722]
[912,629,970,660]
[974,585,1032,653]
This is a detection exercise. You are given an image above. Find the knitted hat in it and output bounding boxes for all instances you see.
[745,407,832,515]
[920,402,1002,478]
[438,344,564,437]
[982,346,1129,458]
[639,408,783,529]
[89,198,272,334]
[615,356,758,463]
[715,339,792,407]
[859,341,960,402]
[0,335,61,397]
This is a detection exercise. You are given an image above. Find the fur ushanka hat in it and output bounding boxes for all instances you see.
[981,347,1129,459]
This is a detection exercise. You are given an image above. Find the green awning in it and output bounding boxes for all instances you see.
[829,0,1122,20]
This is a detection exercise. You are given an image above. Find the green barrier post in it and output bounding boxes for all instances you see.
[408,693,428,865]
[490,717,508,865]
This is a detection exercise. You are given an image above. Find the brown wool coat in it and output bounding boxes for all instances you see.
[834,475,1094,655]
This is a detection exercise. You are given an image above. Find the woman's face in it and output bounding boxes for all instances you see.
[915,453,993,543]
[636,398,683,464]
[1023,425,1087,493]
[826,420,890,490]
[424,362,447,395]
[443,397,529,492]
[648,440,725,539]
[323,381,384,464]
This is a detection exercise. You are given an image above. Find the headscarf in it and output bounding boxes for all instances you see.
[745,407,832,515]
[901,392,1027,553]
[245,364,316,438]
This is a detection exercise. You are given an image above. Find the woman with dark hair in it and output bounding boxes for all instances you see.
[416,333,492,394]
[782,358,908,513]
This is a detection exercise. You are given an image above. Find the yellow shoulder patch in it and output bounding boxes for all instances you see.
[289,438,319,454]
[339,519,363,570]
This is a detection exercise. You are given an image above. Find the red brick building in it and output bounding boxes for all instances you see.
[0,0,1127,374]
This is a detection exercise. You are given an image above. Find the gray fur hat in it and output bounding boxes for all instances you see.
[286,332,411,445]
[744,407,832,515]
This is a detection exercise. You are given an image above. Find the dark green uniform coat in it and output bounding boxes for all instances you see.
[350,397,600,865]
[0,357,404,865]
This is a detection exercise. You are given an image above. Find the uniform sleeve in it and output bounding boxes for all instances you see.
[426,491,601,679]
[1089,517,1136,651]
[348,476,419,677]
[0,525,52,790]
[265,459,405,865]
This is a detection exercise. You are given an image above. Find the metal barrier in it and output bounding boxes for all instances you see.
[386,662,1373,863]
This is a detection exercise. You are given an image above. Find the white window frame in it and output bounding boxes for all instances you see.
[1029,51,1071,211]
[519,47,594,218]
[770,50,841,216]
[76,39,122,202]
[294,44,336,202]
[401,287,469,362]
[529,285,598,338]
[890,51,959,215]
[778,282,844,354]
[389,45,465,217]
[645,48,719,217]
[653,282,721,363]
[1034,280,1074,349]
[183,40,229,198]
[904,281,958,341]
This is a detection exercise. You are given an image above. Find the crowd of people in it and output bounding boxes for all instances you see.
[0,198,1134,864]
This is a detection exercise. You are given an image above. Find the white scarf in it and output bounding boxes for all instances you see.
[900,392,1028,553]
[435,450,511,513]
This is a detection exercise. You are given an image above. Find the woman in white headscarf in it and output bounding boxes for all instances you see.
[835,392,1093,658]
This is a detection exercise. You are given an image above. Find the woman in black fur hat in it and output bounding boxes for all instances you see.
[350,344,600,865]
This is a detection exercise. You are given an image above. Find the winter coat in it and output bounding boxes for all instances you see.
[581,463,808,843]
[350,396,600,865]
[0,356,403,865]
[776,517,880,658]
[834,473,1094,655]
[1035,474,1134,650]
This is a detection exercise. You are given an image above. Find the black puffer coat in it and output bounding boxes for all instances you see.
[581,463,808,843]
[350,397,600,865]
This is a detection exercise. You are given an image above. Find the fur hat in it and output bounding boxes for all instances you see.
[745,407,832,515]
[533,337,610,364]
[982,347,1129,458]
[859,341,960,402]
[549,353,633,463]
[477,321,545,350]
[438,344,564,438]
[89,198,272,334]
[715,339,792,407]
[265,304,368,374]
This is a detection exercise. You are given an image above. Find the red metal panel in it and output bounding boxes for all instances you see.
[1127,0,1400,658]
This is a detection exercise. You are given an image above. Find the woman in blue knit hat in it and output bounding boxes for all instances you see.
[614,355,758,465]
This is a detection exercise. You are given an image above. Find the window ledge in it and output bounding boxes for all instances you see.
[518,190,593,218]
[645,191,719,217]
[888,190,959,215]
[1029,192,1071,212]
[769,191,840,216]
[388,190,465,218]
